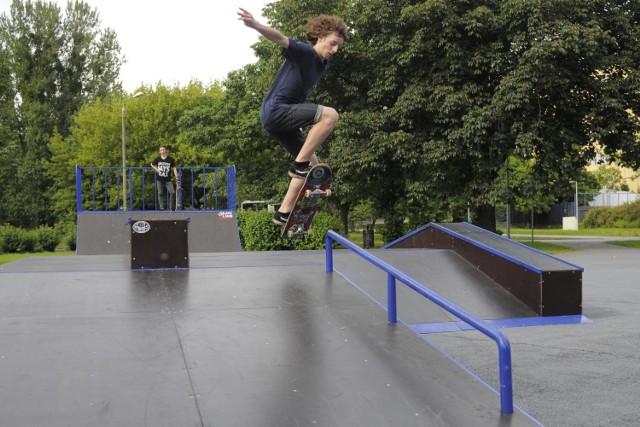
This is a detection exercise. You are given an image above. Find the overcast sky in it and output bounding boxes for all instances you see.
[0,0,272,92]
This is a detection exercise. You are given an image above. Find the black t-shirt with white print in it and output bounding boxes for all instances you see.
[151,156,175,183]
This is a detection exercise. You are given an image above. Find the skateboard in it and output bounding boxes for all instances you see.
[282,163,332,239]
[175,180,182,210]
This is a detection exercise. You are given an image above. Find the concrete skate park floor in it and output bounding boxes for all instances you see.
[0,237,638,426]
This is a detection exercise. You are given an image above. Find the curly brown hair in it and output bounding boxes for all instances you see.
[306,15,349,45]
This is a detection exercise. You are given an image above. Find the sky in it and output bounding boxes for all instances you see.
[0,0,272,92]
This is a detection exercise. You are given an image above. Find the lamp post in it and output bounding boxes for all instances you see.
[569,180,578,229]
[121,92,143,210]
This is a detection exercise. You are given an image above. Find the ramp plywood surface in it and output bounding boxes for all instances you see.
[77,211,241,255]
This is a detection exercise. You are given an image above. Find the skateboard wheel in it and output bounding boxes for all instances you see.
[325,189,332,197]
[305,189,312,198]
[287,229,295,238]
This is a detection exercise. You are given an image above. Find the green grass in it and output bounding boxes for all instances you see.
[347,230,383,249]
[0,251,75,265]
[605,240,640,249]
[505,227,640,237]
[4,227,635,265]
[514,240,575,254]
[504,227,640,253]
[347,226,640,253]
[346,230,576,253]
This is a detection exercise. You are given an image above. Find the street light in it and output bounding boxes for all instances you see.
[569,180,578,229]
[121,92,143,210]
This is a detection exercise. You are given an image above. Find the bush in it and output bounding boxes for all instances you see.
[582,200,640,228]
[238,210,291,251]
[55,221,77,251]
[238,209,343,251]
[289,210,343,250]
[0,225,37,253]
[64,232,77,251]
[35,226,61,251]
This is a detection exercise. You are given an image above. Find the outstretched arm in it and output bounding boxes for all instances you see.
[237,8,289,49]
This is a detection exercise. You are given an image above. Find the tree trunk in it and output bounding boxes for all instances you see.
[474,204,497,233]
[338,204,350,236]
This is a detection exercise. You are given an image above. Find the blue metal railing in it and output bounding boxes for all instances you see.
[324,230,514,414]
[75,165,237,212]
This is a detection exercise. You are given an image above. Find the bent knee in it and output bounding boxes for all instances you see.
[320,107,339,126]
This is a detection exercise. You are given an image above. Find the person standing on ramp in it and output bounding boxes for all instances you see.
[150,145,179,210]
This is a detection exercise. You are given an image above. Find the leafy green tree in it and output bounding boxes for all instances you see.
[48,82,223,221]
[496,156,601,220]
[0,44,20,225]
[328,0,640,239]
[591,165,627,191]
[177,66,287,203]
[0,0,123,227]
[181,0,350,207]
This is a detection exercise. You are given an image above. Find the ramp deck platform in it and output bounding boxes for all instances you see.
[0,251,541,427]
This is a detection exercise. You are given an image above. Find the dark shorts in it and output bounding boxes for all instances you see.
[264,104,324,157]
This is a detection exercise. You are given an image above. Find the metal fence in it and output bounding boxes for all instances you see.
[587,191,640,207]
[75,165,237,212]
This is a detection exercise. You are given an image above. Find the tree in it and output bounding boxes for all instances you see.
[0,0,123,227]
[591,164,627,191]
[329,0,640,239]
[180,0,352,206]
[177,66,288,203]
[48,82,222,222]
[0,44,20,226]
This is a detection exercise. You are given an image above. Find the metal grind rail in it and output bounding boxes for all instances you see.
[324,230,514,414]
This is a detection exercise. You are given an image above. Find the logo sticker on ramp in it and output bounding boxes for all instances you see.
[132,221,151,233]
[218,211,234,219]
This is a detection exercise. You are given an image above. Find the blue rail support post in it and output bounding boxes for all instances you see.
[324,230,514,414]
[387,275,397,323]
[75,165,83,213]
[226,165,237,210]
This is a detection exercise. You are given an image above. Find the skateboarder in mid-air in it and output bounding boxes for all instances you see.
[237,8,348,226]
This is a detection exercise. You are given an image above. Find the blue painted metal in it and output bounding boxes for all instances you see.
[325,230,514,414]
[141,167,147,211]
[102,167,108,210]
[384,222,584,272]
[227,165,237,211]
[90,167,96,209]
[387,275,397,323]
[214,168,219,209]
[202,167,208,209]
[76,165,237,212]
[411,314,593,334]
[189,168,195,210]
[75,165,83,213]
[128,167,134,210]
[441,222,585,271]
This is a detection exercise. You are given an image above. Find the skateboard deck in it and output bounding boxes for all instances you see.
[176,180,182,210]
[282,164,332,239]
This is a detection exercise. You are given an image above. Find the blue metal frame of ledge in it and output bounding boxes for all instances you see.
[383,222,585,273]
[412,315,593,334]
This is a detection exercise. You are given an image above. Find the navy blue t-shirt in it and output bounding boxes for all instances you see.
[260,38,328,130]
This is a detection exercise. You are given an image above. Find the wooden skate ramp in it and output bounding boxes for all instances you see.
[384,222,583,316]
[76,210,242,255]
